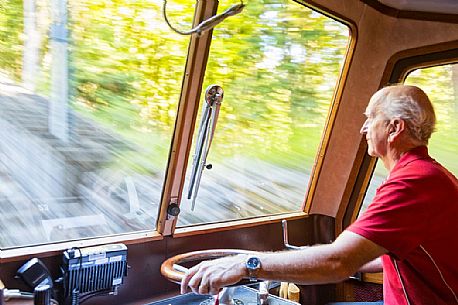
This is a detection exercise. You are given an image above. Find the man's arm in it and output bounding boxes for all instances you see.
[253,231,386,283]
[181,230,387,295]
[358,257,383,273]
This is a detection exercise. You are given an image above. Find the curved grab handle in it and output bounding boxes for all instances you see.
[282,220,307,250]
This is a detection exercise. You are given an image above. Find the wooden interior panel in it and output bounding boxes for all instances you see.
[0,215,335,305]
[307,0,458,217]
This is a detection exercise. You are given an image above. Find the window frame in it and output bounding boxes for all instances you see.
[0,0,216,258]
[0,0,355,258]
[169,0,356,235]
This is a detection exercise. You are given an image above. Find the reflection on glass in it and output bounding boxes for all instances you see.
[178,0,349,226]
[359,64,458,215]
[0,0,192,248]
[359,161,388,215]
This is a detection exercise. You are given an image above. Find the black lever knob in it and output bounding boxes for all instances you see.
[167,203,181,217]
[34,284,52,305]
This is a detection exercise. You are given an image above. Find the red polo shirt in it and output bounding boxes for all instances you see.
[348,146,458,305]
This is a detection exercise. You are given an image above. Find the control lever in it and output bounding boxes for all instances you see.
[282,220,306,250]
[257,281,269,305]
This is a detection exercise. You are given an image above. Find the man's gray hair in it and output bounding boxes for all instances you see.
[371,85,436,144]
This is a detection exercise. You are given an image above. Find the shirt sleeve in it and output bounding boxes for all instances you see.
[347,171,432,260]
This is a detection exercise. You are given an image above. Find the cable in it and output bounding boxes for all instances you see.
[71,289,79,305]
[162,0,245,36]
[78,289,113,304]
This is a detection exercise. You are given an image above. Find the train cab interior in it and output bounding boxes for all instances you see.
[0,0,457,304]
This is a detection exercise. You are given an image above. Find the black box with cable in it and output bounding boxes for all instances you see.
[59,244,128,305]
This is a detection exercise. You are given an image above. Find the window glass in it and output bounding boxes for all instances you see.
[0,0,193,248]
[178,0,350,226]
[360,63,458,214]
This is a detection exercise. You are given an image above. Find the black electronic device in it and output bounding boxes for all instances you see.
[16,258,53,290]
[34,284,52,305]
[59,243,128,305]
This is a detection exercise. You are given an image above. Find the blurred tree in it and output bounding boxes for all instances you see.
[0,0,24,80]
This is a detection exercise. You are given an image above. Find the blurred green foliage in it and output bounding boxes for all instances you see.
[0,0,455,175]
[201,2,348,169]
[405,65,458,174]
[0,0,23,80]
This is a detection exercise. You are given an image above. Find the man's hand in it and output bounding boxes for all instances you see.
[180,231,387,294]
[180,255,247,295]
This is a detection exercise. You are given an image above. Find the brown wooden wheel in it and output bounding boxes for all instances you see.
[160,249,256,284]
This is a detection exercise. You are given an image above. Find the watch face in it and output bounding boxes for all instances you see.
[247,257,260,269]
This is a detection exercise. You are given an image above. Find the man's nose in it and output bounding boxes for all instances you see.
[360,119,369,134]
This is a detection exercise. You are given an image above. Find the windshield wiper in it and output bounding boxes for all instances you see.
[187,85,224,210]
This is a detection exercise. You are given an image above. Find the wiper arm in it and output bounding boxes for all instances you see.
[187,85,224,210]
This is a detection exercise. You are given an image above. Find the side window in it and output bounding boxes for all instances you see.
[0,0,194,248]
[360,63,458,214]
[178,1,350,226]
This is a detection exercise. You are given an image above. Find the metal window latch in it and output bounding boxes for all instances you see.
[167,202,180,217]
[163,198,180,236]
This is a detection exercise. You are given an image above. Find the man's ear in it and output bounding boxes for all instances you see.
[388,118,405,142]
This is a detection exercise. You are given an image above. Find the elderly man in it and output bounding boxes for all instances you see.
[181,85,458,305]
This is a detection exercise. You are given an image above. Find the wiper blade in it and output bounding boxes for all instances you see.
[187,85,224,210]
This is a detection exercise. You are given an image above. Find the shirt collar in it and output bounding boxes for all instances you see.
[391,145,429,173]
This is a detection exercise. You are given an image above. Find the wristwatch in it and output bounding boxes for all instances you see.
[245,256,261,282]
